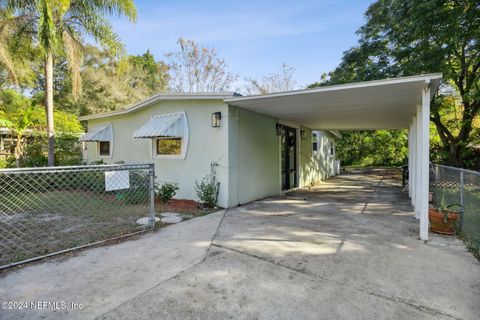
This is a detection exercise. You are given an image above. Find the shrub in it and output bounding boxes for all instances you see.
[22,143,48,167]
[155,182,179,203]
[195,176,218,208]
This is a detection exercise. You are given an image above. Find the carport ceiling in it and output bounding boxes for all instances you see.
[226,74,442,130]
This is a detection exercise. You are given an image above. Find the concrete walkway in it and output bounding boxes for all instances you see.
[1,171,479,319]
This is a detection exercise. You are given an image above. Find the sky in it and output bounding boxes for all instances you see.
[110,0,375,90]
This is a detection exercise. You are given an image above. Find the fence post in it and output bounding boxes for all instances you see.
[459,169,464,232]
[149,164,156,229]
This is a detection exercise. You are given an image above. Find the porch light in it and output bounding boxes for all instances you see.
[276,123,284,135]
[300,130,306,139]
[212,112,221,127]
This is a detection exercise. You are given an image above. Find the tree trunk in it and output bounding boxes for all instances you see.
[447,141,461,167]
[14,135,21,168]
[45,52,55,167]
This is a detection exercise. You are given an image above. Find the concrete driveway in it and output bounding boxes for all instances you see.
[1,170,479,320]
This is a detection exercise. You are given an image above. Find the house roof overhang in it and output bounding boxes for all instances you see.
[78,92,237,121]
[225,74,442,130]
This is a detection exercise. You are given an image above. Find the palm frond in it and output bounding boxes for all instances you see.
[70,9,123,55]
[62,27,84,98]
[81,0,137,22]
[37,0,58,51]
[0,36,18,85]
[0,9,27,85]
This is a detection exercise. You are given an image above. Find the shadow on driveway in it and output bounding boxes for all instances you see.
[102,171,480,320]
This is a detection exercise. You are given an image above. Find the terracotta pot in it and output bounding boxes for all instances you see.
[429,208,459,235]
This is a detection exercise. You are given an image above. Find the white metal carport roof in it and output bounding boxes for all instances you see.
[225,74,442,130]
[226,73,442,242]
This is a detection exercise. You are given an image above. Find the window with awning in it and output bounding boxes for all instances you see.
[79,124,113,157]
[133,112,189,159]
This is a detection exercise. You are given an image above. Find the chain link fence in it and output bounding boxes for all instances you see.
[432,164,480,256]
[0,163,155,269]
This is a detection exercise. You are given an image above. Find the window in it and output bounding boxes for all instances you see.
[312,132,319,152]
[156,138,182,155]
[329,142,335,156]
[99,141,110,156]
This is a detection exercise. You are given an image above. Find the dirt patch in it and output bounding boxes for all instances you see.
[155,198,214,216]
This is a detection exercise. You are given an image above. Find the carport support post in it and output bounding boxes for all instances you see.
[419,85,431,241]
[410,116,417,206]
[415,109,422,219]
[407,124,411,197]
[408,118,415,201]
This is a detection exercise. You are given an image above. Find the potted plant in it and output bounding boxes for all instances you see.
[429,196,462,235]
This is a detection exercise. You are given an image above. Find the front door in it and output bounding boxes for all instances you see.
[281,126,297,190]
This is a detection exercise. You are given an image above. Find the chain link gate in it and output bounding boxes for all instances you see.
[432,164,480,257]
[0,163,155,269]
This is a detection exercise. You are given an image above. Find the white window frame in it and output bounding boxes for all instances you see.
[329,141,335,157]
[152,112,189,160]
[97,141,113,158]
[312,132,319,154]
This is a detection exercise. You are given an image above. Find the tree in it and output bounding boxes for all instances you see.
[9,104,35,167]
[244,63,296,95]
[311,0,480,167]
[336,130,408,166]
[1,88,83,167]
[166,38,237,93]
[1,0,137,166]
[54,47,169,116]
[0,8,37,90]
[0,90,35,167]
[127,49,169,92]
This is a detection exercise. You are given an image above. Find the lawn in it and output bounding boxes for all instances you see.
[0,189,150,266]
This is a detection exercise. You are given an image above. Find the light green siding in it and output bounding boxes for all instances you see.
[226,109,338,206]
[299,128,337,187]
[228,107,280,205]
[85,99,338,208]
[86,99,230,207]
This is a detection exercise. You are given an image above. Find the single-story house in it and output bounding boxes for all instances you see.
[78,93,341,208]
[79,73,443,241]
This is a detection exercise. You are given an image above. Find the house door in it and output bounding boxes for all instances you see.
[281,125,297,190]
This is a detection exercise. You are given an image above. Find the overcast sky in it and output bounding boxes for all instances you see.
[110,0,375,90]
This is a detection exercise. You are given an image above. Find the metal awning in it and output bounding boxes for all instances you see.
[133,113,184,139]
[79,124,112,142]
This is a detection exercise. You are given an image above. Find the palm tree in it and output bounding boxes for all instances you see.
[1,0,137,166]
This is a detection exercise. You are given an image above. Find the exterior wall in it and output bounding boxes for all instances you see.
[84,99,339,208]
[228,107,280,206]
[299,128,337,188]
[85,99,230,208]
[227,107,338,206]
